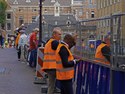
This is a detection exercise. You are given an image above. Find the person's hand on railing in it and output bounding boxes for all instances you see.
[73,59,82,65]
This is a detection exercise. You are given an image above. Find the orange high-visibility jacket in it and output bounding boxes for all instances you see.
[95,43,110,64]
[15,33,21,47]
[56,44,74,80]
[42,39,57,70]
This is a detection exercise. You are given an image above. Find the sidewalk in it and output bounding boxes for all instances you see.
[0,48,41,94]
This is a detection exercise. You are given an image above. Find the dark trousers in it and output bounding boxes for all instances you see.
[0,39,3,47]
[29,49,37,67]
[59,79,73,94]
[17,46,21,59]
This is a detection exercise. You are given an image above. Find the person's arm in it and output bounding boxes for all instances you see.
[59,46,75,68]
[101,46,110,62]
[51,40,59,50]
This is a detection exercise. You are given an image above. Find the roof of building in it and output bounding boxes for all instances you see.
[26,14,77,34]
[43,14,77,25]
[7,0,38,6]
[43,0,71,6]
[7,0,71,6]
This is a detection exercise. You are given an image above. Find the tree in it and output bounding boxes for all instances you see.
[0,0,7,29]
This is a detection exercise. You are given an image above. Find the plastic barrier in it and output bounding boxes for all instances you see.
[34,47,47,84]
[73,59,125,94]
[112,69,125,94]
[74,60,110,94]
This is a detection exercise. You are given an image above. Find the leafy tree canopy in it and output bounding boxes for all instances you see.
[0,0,7,24]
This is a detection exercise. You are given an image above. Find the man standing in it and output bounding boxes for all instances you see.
[95,34,111,64]
[18,29,27,62]
[29,28,39,67]
[15,31,21,60]
[42,27,62,94]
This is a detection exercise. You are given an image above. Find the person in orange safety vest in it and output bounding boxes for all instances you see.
[42,27,62,94]
[55,34,80,94]
[95,34,111,64]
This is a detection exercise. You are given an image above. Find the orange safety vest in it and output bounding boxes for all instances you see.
[56,44,74,80]
[42,39,57,70]
[15,33,21,47]
[95,43,110,64]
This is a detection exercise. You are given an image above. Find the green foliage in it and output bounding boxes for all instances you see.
[0,0,7,24]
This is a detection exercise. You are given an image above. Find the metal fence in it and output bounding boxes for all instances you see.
[26,13,125,94]
[41,13,125,69]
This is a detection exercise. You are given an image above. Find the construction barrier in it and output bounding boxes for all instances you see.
[112,69,125,94]
[74,60,110,94]
[73,60,125,94]
[34,47,47,84]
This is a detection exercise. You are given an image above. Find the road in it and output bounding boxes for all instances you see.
[0,48,41,94]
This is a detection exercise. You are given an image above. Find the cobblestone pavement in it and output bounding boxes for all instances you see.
[0,48,42,94]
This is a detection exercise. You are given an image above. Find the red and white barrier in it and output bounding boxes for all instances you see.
[36,47,45,77]
[34,47,47,84]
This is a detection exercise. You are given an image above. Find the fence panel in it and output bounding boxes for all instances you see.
[74,60,110,94]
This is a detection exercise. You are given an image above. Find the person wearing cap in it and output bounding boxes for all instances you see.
[95,33,111,64]
[29,28,39,67]
[18,29,28,61]
[55,34,80,94]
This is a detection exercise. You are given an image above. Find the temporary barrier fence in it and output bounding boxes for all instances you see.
[73,59,125,94]
[72,13,125,94]
[30,13,125,93]
[73,60,110,94]
[34,47,47,84]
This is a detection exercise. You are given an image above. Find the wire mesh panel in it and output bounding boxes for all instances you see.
[71,13,125,69]
[27,13,125,69]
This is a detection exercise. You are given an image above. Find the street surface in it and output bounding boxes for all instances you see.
[0,48,41,94]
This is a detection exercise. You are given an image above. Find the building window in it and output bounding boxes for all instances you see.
[19,16,24,26]
[13,0,18,4]
[101,1,103,8]
[107,0,109,6]
[7,13,11,19]
[44,9,47,13]
[6,23,11,30]
[55,21,58,25]
[110,0,112,5]
[66,20,71,27]
[32,8,37,12]
[51,0,55,2]
[86,12,89,18]
[54,2,60,16]
[32,16,36,23]
[104,0,106,7]
[56,7,59,13]
[19,8,23,12]
[26,0,31,3]
[78,9,83,16]
[89,0,92,4]
[91,11,94,18]
[107,19,110,26]
[113,17,117,25]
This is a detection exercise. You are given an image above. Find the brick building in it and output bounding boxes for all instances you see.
[96,0,125,40]
[6,0,97,33]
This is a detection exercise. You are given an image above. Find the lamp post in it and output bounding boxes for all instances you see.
[38,0,45,47]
